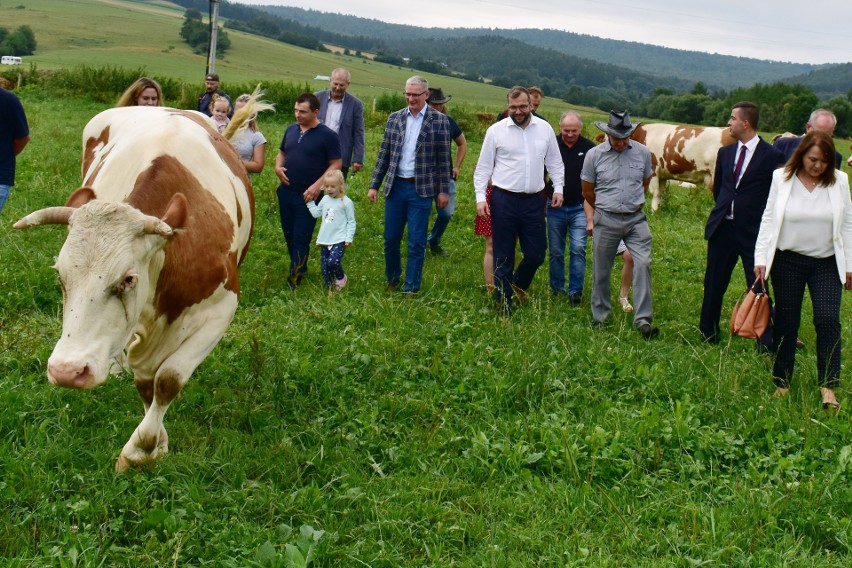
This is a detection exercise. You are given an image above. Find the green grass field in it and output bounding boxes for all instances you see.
[0,1,851,565]
[0,90,850,566]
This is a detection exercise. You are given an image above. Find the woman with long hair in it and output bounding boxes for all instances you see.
[754,131,852,411]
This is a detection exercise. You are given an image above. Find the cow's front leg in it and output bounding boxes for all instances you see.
[115,298,237,472]
[116,369,185,472]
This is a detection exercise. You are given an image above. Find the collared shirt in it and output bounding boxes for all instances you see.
[324,95,344,133]
[397,106,425,178]
[734,135,759,188]
[473,115,565,203]
[580,139,653,213]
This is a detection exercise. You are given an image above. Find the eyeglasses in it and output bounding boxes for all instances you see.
[404,91,427,98]
[508,105,529,112]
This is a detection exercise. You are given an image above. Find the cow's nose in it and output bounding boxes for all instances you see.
[48,362,93,389]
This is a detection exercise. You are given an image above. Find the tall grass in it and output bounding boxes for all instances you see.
[0,92,849,566]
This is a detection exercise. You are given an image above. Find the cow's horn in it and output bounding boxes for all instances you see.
[142,217,174,238]
[13,207,75,229]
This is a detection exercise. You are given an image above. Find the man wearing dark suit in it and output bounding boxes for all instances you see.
[315,68,365,178]
[368,76,452,294]
[773,108,843,169]
[700,101,786,345]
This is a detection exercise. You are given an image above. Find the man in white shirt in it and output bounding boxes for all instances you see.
[474,86,565,316]
[700,101,785,347]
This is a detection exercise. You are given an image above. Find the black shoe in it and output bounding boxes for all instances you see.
[386,282,400,292]
[639,323,660,339]
[568,293,582,306]
[429,244,449,257]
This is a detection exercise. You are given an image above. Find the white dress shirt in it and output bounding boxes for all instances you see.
[473,115,564,203]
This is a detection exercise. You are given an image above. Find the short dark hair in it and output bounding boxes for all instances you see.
[784,130,837,187]
[507,86,530,103]
[733,101,759,130]
[296,92,320,112]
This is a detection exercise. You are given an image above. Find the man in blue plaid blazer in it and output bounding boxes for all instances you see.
[368,76,453,294]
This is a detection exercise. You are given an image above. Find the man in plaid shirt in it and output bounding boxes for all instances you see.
[368,75,453,294]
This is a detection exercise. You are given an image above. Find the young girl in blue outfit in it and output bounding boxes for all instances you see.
[307,170,356,291]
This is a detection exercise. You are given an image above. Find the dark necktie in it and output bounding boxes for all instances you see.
[733,145,747,186]
[727,145,747,219]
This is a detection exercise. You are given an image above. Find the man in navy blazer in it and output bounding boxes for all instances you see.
[700,101,786,345]
[773,108,843,169]
[315,68,365,178]
[368,75,452,294]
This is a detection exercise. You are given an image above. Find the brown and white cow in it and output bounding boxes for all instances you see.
[14,106,254,471]
[629,123,735,211]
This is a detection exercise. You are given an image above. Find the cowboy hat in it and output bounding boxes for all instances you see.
[595,110,637,139]
[427,87,452,104]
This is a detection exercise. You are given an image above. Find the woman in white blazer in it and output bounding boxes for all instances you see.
[754,131,852,411]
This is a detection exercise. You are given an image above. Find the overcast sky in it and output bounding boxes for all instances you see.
[233,0,848,65]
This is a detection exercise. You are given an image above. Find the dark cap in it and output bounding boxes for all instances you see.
[205,73,219,82]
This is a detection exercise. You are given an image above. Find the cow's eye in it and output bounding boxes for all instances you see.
[116,274,137,294]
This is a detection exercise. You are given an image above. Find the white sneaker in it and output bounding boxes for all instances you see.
[335,274,348,291]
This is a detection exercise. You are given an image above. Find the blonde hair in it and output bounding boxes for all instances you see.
[321,170,345,194]
[209,94,231,115]
[223,85,275,139]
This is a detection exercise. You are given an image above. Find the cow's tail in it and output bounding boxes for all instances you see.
[223,85,275,141]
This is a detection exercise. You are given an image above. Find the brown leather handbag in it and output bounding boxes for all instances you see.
[730,281,771,339]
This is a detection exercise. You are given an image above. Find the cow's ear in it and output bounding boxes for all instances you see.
[162,193,188,232]
[65,187,97,208]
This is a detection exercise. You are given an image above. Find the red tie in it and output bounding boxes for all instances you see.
[733,145,747,186]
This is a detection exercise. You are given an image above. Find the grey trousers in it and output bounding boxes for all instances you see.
[591,209,653,326]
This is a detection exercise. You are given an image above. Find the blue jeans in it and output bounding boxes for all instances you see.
[0,184,11,214]
[547,203,587,295]
[384,178,432,292]
[277,187,318,279]
[427,178,457,248]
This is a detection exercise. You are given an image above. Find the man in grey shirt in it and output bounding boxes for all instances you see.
[582,110,657,338]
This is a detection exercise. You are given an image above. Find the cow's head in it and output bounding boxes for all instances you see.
[14,188,187,388]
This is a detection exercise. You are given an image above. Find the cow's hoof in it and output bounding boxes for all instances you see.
[115,452,131,473]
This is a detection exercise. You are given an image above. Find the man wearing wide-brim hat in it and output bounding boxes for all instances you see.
[425,87,468,257]
[581,110,659,338]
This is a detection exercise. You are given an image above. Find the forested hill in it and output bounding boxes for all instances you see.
[379,35,692,100]
[254,4,825,90]
[780,63,852,100]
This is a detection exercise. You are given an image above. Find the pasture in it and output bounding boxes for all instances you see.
[0,89,850,566]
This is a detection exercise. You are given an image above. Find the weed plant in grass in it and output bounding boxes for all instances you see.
[0,96,849,566]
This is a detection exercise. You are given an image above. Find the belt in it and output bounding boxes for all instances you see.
[396,176,415,183]
[493,185,544,199]
[601,206,644,215]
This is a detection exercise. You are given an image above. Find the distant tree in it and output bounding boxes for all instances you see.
[0,24,36,56]
[826,97,852,138]
[691,82,708,96]
[180,8,229,55]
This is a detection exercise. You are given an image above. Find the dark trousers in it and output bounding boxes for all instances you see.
[320,242,346,288]
[491,187,547,309]
[700,221,773,349]
[771,250,841,389]
[277,187,318,279]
